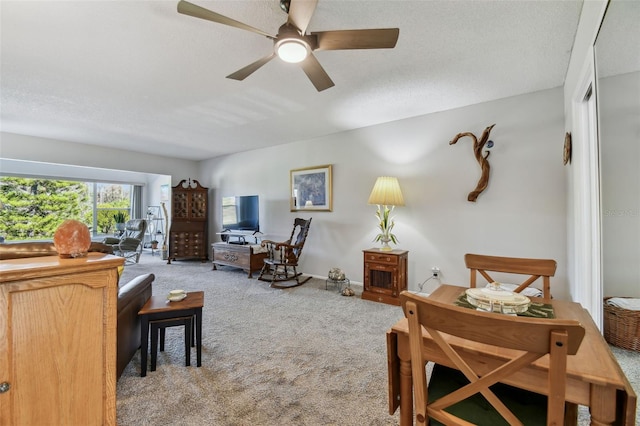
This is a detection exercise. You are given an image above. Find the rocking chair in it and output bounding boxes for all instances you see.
[258,218,312,288]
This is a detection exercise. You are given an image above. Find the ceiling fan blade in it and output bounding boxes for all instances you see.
[177,0,274,39]
[226,53,276,81]
[314,28,399,50]
[287,0,318,34]
[300,53,334,92]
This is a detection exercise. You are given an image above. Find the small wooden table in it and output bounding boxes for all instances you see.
[362,248,408,305]
[387,285,637,425]
[138,291,204,377]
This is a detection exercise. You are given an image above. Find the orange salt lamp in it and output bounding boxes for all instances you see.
[53,219,91,258]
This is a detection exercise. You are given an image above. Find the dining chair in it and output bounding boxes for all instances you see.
[399,291,585,426]
[465,253,557,301]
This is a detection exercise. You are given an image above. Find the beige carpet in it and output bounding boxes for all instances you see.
[116,252,638,425]
[117,254,404,425]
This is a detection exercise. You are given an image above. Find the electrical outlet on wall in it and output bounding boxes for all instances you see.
[417,266,442,293]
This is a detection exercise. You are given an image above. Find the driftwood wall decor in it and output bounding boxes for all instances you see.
[449,124,496,202]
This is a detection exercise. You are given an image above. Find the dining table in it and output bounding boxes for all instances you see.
[386,284,637,426]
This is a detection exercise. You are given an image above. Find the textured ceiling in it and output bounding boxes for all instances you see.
[1,0,584,161]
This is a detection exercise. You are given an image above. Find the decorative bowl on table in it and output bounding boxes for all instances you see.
[465,282,531,314]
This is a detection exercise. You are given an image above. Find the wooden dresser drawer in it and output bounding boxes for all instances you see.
[364,252,399,265]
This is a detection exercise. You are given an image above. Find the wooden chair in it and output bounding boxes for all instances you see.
[399,291,585,426]
[258,218,312,289]
[465,253,557,301]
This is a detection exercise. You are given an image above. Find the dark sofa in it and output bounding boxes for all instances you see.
[0,241,153,379]
[116,272,153,378]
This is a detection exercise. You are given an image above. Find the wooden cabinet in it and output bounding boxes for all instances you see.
[0,253,123,426]
[362,248,408,306]
[168,178,208,263]
[211,242,268,278]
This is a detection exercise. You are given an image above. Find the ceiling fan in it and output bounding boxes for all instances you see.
[177,0,399,91]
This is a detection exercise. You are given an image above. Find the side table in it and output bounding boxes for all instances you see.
[325,278,350,292]
[150,316,193,372]
[362,248,408,306]
[138,291,204,377]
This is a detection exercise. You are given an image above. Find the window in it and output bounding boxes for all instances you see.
[0,176,134,241]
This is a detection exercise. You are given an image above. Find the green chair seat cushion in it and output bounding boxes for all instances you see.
[428,364,547,426]
[118,238,142,250]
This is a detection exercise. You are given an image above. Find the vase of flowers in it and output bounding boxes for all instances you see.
[373,205,398,251]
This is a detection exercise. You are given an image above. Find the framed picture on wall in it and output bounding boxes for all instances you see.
[160,184,169,201]
[290,165,332,212]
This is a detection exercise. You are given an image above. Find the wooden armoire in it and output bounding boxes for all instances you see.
[167,178,208,263]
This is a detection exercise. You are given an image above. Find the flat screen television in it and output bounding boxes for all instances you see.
[222,195,260,233]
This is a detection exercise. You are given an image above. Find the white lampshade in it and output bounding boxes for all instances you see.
[368,176,405,206]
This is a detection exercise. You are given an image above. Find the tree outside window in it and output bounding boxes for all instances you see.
[0,177,132,241]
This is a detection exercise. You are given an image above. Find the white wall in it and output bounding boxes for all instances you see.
[599,71,640,297]
[0,132,197,184]
[200,87,569,299]
[0,89,569,299]
[563,0,608,320]
[0,157,152,185]
[0,132,180,229]
[562,0,640,325]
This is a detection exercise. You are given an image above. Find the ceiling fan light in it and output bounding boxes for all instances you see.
[276,39,309,63]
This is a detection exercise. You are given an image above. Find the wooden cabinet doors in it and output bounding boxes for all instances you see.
[168,179,209,262]
[0,254,121,426]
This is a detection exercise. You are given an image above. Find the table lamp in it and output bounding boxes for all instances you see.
[368,176,405,251]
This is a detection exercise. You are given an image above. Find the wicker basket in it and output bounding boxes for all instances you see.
[603,297,640,352]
